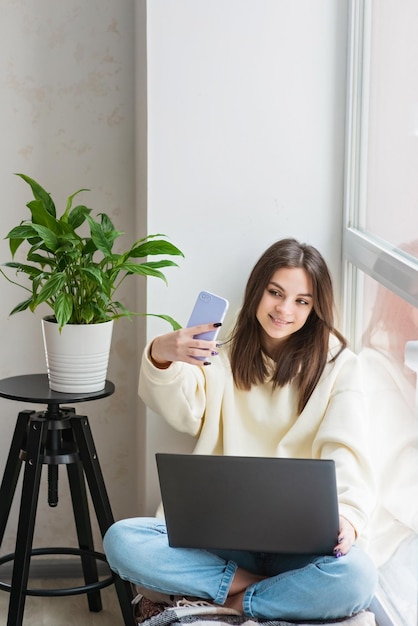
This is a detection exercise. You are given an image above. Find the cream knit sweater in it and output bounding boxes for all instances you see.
[139,336,374,547]
[359,347,418,567]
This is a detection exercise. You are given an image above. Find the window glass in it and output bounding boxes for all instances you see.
[357,268,418,626]
[363,0,418,258]
[344,2,418,623]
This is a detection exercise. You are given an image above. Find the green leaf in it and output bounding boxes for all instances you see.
[150,313,182,330]
[6,225,40,258]
[79,302,97,324]
[129,239,184,259]
[54,292,74,328]
[139,260,179,270]
[29,224,60,252]
[3,261,43,278]
[9,297,33,315]
[15,173,56,217]
[112,262,168,282]
[64,189,89,220]
[6,224,39,240]
[68,204,91,230]
[99,212,116,235]
[80,266,106,286]
[26,200,59,232]
[27,252,57,268]
[106,300,132,319]
[8,237,24,258]
[86,215,114,256]
[100,213,122,247]
[36,273,67,304]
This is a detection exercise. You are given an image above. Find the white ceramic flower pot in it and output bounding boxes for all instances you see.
[42,317,114,393]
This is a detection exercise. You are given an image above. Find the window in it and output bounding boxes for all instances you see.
[343,2,418,625]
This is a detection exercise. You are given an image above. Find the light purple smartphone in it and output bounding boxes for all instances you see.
[186,291,229,344]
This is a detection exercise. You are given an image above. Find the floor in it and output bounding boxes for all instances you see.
[0,578,127,626]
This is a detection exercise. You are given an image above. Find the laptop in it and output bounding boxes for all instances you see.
[156,453,339,555]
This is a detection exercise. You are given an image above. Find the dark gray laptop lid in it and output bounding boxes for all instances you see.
[156,453,339,555]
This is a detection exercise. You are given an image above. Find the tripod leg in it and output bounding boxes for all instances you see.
[7,415,47,626]
[0,411,34,545]
[71,415,135,626]
[67,460,102,612]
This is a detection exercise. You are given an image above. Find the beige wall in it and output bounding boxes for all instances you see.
[0,0,140,552]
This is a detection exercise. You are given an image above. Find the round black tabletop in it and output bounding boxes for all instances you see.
[0,374,115,405]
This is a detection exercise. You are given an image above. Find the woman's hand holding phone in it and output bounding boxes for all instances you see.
[150,323,223,368]
[150,291,229,368]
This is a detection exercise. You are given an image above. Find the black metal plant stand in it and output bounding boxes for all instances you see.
[0,374,135,626]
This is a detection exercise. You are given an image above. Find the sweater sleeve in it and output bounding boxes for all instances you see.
[138,342,207,435]
[312,350,375,543]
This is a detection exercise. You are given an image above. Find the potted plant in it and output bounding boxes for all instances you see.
[1,173,183,393]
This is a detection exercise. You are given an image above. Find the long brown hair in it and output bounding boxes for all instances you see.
[229,238,347,414]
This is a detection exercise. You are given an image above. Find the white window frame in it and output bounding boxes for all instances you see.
[343,1,418,624]
[343,0,418,343]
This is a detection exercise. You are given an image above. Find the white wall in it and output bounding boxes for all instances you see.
[143,0,350,514]
[0,0,139,553]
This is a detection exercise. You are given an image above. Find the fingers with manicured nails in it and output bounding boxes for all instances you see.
[150,324,221,367]
[333,516,356,557]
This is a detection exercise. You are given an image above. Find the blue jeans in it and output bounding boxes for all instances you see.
[103,517,377,621]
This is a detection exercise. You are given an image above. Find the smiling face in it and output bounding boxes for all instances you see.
[256,266,314,354]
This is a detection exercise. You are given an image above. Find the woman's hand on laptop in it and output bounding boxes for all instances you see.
[149,325,220,368]
[333,516,356,557]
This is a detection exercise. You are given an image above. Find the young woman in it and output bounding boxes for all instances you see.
[104,238,377,622]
